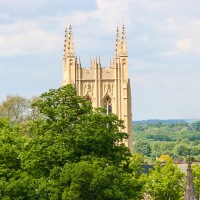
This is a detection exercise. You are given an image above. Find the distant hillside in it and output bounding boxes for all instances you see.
[133,119,199,125]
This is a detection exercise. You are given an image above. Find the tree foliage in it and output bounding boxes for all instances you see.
[134,140,151,157]
[157,155,172,162]
[133,122,200,161]
[191,121,200,132]
[1,85,194,199]
[192,164,200,199]
[144,160,185,200]
[0,85,143,199]
[0,95,41,124]
[0,118,26,180]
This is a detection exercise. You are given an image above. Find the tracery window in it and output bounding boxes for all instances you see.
[104,96,112,115]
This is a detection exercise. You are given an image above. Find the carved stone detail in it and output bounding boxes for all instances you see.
[102,81,114,96]
[83,82,94,96]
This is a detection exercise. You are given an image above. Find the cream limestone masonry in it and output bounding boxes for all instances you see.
[62,24,133,152]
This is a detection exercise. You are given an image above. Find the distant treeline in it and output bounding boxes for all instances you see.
[133,121,200,162]
[133,119,199,125]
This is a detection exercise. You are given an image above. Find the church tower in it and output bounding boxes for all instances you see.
[62,24,133,152]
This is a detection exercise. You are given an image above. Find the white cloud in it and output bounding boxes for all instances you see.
[166,18,200,54]
[0,20,63,56]
[176,39,191,51]
[0,0,200,120]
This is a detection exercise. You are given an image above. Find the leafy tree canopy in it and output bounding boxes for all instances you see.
[192,164,200,199]
[0,95,41,124]
[134,140,151,157]
[0,85,143,199]
[191,121,200,132]
[0,118,26,180]
[144,160,185,200]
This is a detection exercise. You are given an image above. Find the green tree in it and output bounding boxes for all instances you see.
[191,121,200,132]
[190,145,200,156]
[0,95,29,123]
[59,159,141,200]
[0,95,41,124]
[0,118,35,199]
[129,153,145,175]
[134,140,151,157]
[21,85,130,176]
[0,118,26,180]
[174,144,190,157]
[144,160,185,200]
[151,143,161,159]
[192,164,200,199]
[14,85,141,199]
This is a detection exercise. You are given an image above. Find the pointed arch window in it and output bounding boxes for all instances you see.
[85,95,92,102]
[104,96,112,115]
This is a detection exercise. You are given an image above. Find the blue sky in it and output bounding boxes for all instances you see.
[0,0,200,120]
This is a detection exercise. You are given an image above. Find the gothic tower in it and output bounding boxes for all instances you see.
[62,24,133,152]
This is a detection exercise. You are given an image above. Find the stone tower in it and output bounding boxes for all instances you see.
[62,24,133,152]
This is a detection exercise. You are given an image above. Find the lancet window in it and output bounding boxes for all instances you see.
[85,95,92,102]
[104,96,112,115]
